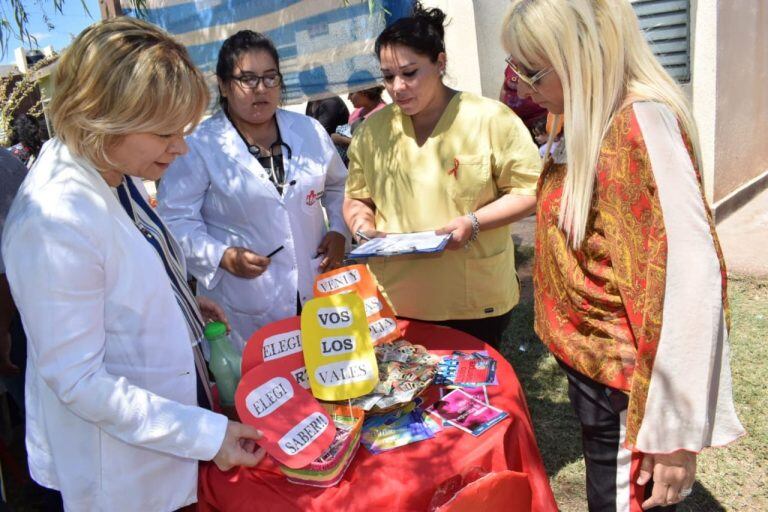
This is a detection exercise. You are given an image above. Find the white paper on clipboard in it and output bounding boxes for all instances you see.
[347,231,451,258]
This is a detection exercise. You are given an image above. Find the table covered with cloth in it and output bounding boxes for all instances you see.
[198,320,558,511]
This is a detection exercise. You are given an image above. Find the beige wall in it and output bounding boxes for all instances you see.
[424,0,521,99]
[711,0,768,202]
[435,0,519,102]
[690,0,718,201]
[473,0,510,100]
[424,0,484,95]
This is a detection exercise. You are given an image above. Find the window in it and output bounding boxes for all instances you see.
[632,0,691,83]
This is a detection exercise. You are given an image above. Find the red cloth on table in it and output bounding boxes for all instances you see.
[436,470,532,512]
[198,320,557,512]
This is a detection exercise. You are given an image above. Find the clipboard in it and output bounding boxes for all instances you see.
[347,231,451,258]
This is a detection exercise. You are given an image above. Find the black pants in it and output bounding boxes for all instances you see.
[558,360,676,512]
[410,309,512,349]
[0,314,65,511]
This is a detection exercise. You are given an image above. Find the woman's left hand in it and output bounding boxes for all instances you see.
[638,450,697,509]
[436,215,474,250]
[330,133,352,147]
[197,296,230,331]
[315,231,346,272]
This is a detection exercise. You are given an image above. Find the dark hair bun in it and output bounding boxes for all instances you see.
[375,1,448,62]
[411,2,447,40]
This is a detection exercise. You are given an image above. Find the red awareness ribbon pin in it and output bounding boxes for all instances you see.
[447,158,459,179]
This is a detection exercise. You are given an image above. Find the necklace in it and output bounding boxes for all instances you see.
[225,108,277,157]
[224,108,293,189]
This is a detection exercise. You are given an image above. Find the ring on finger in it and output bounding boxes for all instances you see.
[679,487,693,498]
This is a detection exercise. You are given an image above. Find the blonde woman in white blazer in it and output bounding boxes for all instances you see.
[2,19,265,511]
[158,31,348,343]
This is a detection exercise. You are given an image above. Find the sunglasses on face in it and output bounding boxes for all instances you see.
[505,56,553,90]
[230,72,282,89]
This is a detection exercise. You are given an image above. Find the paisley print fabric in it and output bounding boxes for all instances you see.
[534,104,729,447]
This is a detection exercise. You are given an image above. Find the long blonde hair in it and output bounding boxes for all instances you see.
[50,17,209,170]
[502,0,699,248]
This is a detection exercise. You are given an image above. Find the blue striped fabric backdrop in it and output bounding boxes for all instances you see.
[123,0,413,104]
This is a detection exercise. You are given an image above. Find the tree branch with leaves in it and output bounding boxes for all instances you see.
[0,53,57,146]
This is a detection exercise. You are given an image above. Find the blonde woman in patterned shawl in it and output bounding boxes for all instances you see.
[502,1,744,510]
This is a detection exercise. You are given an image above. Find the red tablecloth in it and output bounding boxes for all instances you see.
[198,320,557,511]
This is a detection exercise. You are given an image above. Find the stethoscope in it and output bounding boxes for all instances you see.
[226,109,294,188]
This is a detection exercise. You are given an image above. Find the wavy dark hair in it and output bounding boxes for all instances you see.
[216,30,285,105]
[11,114,46,157]
[374,1,447,62]
[357,85,385,102]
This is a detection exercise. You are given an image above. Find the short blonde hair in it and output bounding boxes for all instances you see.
[503,0,698,248]
[50,17,209,170]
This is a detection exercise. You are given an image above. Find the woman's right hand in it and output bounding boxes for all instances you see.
[220,247,270,278]
[353,226,387,244]
[212,421,266,471]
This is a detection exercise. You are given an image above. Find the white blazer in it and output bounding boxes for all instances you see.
[1,139,229,512]
[157,109,349,342]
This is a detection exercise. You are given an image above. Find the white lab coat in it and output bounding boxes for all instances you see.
[157,109,348,342]
[1,139,229,512]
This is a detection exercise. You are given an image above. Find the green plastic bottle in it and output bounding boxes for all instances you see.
[204,321,242,407]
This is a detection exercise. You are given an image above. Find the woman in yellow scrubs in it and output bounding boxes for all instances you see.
[343,2,541,347]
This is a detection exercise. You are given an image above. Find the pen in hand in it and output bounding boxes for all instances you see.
[266,245,284,258]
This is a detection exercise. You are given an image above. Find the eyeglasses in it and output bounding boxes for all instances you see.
[230,72,282,89]
[505,56,553,91]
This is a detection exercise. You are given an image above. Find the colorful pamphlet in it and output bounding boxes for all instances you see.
[438,386,489,430]
[360,400,439,453]
[434,351,498,387]
[440,385,489,405]
[427,388,508,437]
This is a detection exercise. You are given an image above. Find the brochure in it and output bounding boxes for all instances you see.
[438,386,489,430]
[427,388,508,437]
[361,400,438,453]
[440,385,489,405]
[362,411,433,454]
[434,351,498,387]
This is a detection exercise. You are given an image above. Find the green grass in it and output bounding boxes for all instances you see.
[499,274,768,511]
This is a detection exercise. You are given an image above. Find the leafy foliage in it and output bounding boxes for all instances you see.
[0,53,57,146]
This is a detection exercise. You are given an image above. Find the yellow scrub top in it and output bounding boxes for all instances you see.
[346,92,541,321]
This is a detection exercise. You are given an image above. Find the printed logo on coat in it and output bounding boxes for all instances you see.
[305,189,324,207]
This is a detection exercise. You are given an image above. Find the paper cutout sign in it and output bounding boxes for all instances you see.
[242,317,310,390]
[300,293,379,401]
[313,264,401,345]
[235,356,336,468]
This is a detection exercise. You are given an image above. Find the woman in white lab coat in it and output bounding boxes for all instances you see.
[2,19,264,511]
[158,31,348,342]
